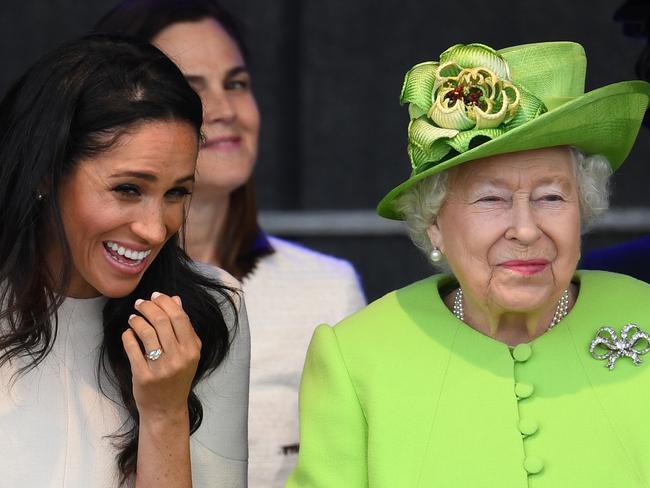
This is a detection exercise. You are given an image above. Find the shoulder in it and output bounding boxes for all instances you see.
[190,261,243,310]
[576,269,650,299]
[191,261,241,290]
[262,236,359,278]
[331,275,448,344]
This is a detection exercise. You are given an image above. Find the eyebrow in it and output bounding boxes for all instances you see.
[109,171,195,185]
[185,66,249,87]
[473,174,572,188]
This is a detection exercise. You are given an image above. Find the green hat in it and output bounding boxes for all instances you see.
[377,41,650,220]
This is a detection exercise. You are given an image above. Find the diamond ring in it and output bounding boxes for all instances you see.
[146,348,163,361]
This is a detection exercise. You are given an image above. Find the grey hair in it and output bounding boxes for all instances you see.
[395,147,613,270]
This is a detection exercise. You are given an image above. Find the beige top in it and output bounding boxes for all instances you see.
[244,237,366,488]
[0,265,250,487]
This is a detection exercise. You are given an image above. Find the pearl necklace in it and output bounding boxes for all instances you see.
[452,288,570,329]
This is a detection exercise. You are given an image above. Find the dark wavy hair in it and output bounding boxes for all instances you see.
[0,34,236,483]
[95,0,274,279]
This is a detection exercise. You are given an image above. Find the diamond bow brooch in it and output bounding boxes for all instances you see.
[589,324,650,370]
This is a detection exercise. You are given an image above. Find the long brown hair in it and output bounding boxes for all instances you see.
[0,34,236,483]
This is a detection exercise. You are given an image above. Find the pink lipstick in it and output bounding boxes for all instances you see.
[201,135,241,152]
[500,259,549,276]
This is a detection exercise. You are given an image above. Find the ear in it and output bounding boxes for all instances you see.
[426,220,445,253]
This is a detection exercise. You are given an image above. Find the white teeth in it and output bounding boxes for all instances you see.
[105,241,152,262]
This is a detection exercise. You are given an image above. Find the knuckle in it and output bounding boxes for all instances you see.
[150,314,170,328]
[170,309,187,323]
[141,328,159,344]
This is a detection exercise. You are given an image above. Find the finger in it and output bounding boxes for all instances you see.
[150,292,199,347]
[128,313,165,358]
[134,298,178,352]
[122,328,148,372]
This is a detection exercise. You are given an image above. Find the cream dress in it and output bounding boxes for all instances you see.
[0,266,249,487]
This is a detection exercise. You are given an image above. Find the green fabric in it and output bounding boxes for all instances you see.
[377,41,650,220]
[286,271,650,487]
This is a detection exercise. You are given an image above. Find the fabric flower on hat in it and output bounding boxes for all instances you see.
[401,43,547,171]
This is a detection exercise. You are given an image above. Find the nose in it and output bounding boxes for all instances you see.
[130,205,168,247]
[505,195,542,244]
[202,87,235,124]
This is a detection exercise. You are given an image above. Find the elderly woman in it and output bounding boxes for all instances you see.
[0,35,248,487]
[286,42,650,486]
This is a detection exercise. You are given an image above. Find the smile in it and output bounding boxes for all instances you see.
[104,241,152,266]
[500,259,550,276]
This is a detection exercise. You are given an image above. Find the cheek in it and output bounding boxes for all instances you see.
[165,205,186,235]
[238,97,260,134]
[445,213,506,263]
[60,191,109,248]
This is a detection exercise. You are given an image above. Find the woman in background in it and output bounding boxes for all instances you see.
[0,35,249,487]
[95,1,366,486]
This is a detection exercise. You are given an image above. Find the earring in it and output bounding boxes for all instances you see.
[36,193,44,201]
[430,247,442,262]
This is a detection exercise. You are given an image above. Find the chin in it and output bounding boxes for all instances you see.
[492,284,555,313]
[92,277,141,299]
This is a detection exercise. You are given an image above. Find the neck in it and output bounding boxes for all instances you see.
[184,186,230,266]
[447,284,576,346]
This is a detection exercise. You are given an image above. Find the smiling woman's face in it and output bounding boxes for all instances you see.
[427,146,581,317]
[153,17,260,198]
[52,120,198,298]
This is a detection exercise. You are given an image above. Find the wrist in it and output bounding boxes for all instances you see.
[138,406,190,434]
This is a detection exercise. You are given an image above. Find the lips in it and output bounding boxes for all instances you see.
[201,135,241,151]
[102,241,152,275]
[500,259,550,276]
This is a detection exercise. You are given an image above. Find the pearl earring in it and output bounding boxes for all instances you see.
[430,247,442,262]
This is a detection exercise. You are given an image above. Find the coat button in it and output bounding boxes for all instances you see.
[512,343,532,362]
[515,382,534,399]
[524,456,544,474]
[518,418,539,436]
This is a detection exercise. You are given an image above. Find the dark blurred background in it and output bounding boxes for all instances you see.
[1,0,649,301]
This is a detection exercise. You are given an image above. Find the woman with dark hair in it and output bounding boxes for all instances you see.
[0,34,249,487]
[95,2,366,486]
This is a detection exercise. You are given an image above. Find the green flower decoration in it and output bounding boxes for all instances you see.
[401,43,547,171]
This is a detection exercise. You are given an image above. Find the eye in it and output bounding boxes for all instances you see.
[225,77,250,91]
[539,194,564,202]
[165,187,193,201]
[113,184,141,197]
[477,195,505,203]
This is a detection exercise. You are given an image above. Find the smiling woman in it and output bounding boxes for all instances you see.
[55,121,198,299]
[0,35,249,487]
[287,42,650,487]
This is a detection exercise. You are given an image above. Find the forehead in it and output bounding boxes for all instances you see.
[77,121,198,177]
[450,147,575,189]
[152,18,244,74]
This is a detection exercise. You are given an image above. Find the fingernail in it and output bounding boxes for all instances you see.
[151,291,161,300]
[172,295,182,306]
[135,299,144,307]
[128,314,137,321]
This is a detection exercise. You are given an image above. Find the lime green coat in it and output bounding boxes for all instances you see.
[286,271,650,487]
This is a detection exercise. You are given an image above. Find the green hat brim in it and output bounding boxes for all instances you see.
[377,80,650,220]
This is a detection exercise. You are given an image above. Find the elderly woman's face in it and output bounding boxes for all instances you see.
[53,121,197,298]
[153,18,260,198]
[427,147,581,315]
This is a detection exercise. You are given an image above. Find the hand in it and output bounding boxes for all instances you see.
[122,292,202,419]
